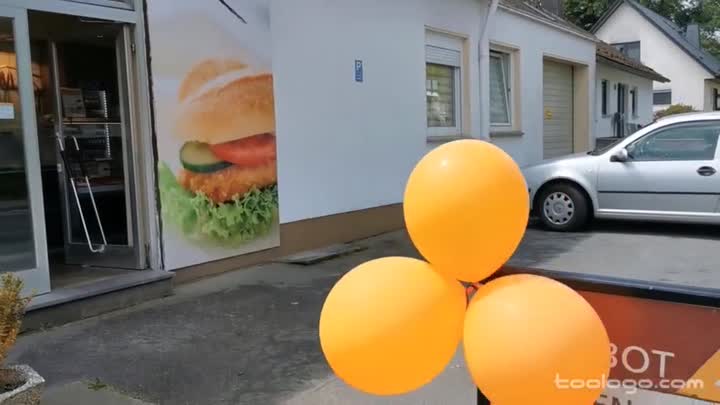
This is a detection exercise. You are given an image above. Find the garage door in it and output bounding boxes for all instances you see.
[543,60,574,159]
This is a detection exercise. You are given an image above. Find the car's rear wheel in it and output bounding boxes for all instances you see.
[536,183,590,232]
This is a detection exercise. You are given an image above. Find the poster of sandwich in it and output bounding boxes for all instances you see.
[146,0,279,270]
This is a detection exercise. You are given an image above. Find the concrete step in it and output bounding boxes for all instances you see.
[23,270,173,332]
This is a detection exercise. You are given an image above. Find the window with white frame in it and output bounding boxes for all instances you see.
[426,31,463,137]
[630,87,638,117]
[613,41,641,61]
[489,51,512,126]
[653,89,671,106]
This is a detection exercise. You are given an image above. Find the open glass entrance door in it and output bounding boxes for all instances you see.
[48,21,143,269]
[0,6,50,295]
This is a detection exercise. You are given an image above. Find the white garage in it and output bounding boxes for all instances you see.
[543,59,575,159]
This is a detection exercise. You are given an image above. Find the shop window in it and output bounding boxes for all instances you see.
[426,30,464,137]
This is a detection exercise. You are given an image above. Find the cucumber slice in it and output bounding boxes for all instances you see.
[180,141,232,173]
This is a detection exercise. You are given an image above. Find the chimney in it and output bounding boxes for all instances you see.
[541,0,565,17]
[686,24,700,48]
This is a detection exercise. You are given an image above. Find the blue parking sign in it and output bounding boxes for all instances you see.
[355,60,363,82]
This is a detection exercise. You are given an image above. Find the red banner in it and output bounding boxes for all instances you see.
[579,291,720,401]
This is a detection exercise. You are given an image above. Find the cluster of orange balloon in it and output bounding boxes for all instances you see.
[319,140,610,404]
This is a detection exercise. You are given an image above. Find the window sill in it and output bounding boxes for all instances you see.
[490,130,524,138]
[426,135,474,143]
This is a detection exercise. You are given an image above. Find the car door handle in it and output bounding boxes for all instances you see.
[697,166,716,176]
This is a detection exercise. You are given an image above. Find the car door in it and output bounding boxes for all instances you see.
[596,121,720,218]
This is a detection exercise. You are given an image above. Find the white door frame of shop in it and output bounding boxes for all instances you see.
[0,0,162,273]
[0,5,51,295]
[0,0,137,22]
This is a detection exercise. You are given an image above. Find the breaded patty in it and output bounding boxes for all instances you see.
[179,162,277,203]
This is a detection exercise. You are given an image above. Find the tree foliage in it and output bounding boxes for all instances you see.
[563,0,720,59]
[654,103,697,119]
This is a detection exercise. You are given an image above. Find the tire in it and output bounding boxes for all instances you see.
[535,183,590,232]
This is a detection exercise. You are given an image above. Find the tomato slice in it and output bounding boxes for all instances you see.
[209,133,277,168]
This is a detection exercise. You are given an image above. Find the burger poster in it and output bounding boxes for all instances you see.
[146,0,279,270]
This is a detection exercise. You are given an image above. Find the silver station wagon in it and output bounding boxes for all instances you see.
[523,112,720,231]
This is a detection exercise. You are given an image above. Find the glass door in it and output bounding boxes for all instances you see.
[49,20,142,269]
[0,6,50,295]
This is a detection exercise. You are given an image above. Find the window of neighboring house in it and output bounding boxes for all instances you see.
[630,87,638,117]
[426,31,463,137]
[713,88,720,111]
[601,80,609,116]
[613,41,641,61]
[653,89,672,106]
[489,50,512,126]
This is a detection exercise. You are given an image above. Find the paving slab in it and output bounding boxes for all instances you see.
[41,381,155,405]
[284,350,475,405]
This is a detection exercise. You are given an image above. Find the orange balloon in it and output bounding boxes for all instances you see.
[464,274,610,405]
[404,140,528,282]
[319,257,466,395]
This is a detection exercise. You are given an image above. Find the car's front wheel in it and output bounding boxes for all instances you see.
[536,183,590,232]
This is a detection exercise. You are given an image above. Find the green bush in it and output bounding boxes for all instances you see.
[654,104,697,119]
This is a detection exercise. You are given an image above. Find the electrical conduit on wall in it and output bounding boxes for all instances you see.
[479,0,500,140]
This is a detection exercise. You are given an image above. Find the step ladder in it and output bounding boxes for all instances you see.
[55,132,107,253]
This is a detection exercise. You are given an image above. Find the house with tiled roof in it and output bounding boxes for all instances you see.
[487,0,667,163]
[592,0,720,112]
[595,41,669,139]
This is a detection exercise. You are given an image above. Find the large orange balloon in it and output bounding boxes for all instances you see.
[464,274,610,404]
[319,257,466,395]
[404,140,528,282]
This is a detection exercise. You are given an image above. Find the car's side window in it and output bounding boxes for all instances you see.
[627,122,720,161]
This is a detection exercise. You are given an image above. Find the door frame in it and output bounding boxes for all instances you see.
[1,0,162,274]
[0,0,137,23]
[0,5,51,295]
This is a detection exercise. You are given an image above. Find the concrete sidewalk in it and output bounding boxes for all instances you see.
[11,223,719,404]
[12,231,472,405]
[41,382,155,405]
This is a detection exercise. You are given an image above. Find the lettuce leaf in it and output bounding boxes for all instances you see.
[158,162,278,244]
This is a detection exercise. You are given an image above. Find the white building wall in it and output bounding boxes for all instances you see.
[271,0,489,224]
[489,7,597,166]
[594,2,712,111]
[595,62,654,138]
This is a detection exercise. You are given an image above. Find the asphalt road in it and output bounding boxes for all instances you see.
[509,220,720,290]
